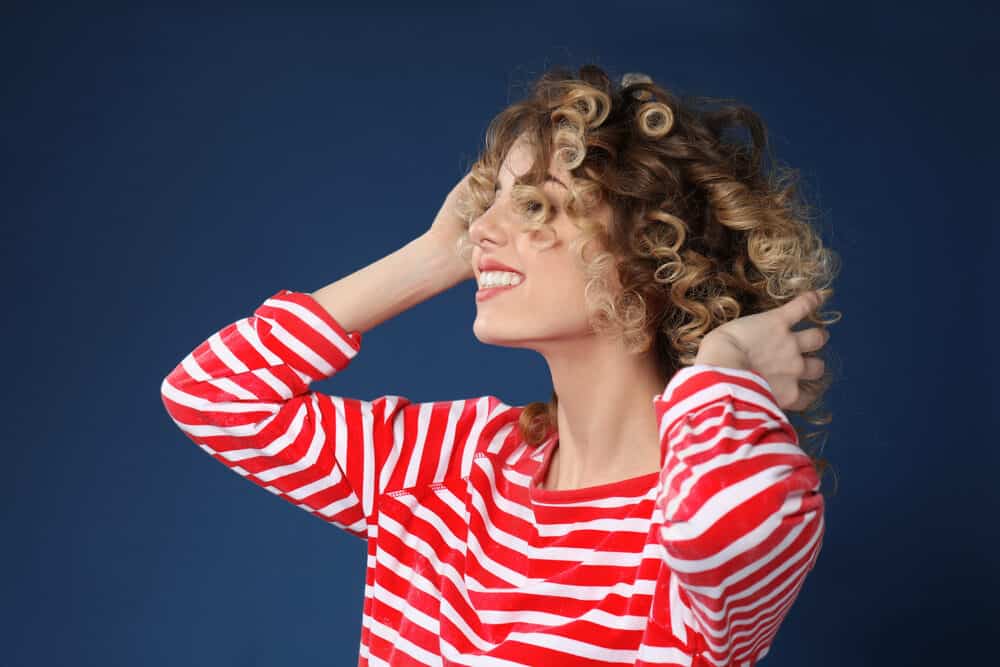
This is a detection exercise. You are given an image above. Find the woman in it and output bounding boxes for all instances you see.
[160,65,840,666]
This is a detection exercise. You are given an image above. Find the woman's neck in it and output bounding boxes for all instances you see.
[539,337,666,491]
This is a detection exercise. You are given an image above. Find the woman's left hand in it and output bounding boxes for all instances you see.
[694,289,832,412]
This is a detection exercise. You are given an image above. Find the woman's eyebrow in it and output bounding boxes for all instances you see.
[497,173,568,190]
[546,174,568,189]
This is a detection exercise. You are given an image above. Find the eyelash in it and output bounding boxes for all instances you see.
[493,183,546,215]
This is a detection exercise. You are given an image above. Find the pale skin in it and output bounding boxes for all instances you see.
[441,135,829,490]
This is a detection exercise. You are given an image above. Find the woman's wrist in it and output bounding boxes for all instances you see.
[413,232,474,291]
[694,332,751,370]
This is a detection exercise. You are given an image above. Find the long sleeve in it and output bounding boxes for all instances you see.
[159,289,517,539]
[652,364,825,666]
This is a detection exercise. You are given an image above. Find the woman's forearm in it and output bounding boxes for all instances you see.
[309,233,471,335]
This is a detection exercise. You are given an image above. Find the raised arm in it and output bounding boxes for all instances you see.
[159,232,518,538]
[651,364,825,665]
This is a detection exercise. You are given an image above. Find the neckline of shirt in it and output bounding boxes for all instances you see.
[528,434,661,505]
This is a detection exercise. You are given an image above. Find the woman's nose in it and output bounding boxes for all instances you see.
[468,206,507,248]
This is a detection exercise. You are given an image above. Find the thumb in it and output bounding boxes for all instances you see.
[783,289,830,325]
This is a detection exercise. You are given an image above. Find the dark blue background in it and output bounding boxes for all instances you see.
[5,2,996,665]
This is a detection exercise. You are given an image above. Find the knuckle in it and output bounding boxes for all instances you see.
[792,356,806,375]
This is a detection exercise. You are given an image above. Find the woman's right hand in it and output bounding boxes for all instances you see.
[423,170,476,283]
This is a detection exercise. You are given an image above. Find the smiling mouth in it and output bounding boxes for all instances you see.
[475,278,524,301]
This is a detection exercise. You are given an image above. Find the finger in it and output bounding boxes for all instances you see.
[794,327,830,354]
[781,290,829,326]
[786,393,815,413]
[785,382,822,413]
[801,355,826,381]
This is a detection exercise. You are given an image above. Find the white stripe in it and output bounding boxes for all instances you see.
[437,487,469,524]
[432,400,467,483]
[663,407,785,465]
[379,506,656,650]
[236,318,283,366]
[506,440,536,467]
[264,294,359,359]
[660,465,794,544]
[377,396,404,494]
[316,488,357,519]
[375,548,447,602]
[667,495,814,594]
[664,431,803,517]
[403,403,433,489]
[437,614,507,661]
[702,592,793,663]
[459,396,501,478]
[285,398,345,499]
[206,376,258,401]
[465,530,530,588]
[480,460,535,523]
[207,330,249,373]
[394,493,466,552]
[367,617,441,666]
[179,352,210,382]
[700,556,812,650]
[668,570,689,643]
[498,630,638,663]
[468,472,657,565]
[658,366,785,445]
[536,515,654,537]
[251,367,293,399]
[463,572,657,602]
[262,318,335,376]
[663,490,805,580]
[685,514,820,630]
[289,366,312,384]
[339,516,367,536]
[637,641,693,666]
[501,467,533,487]
[331,396,351,506]
[253,394,325,482]
[190,405,296,462]
[161,377,278,415]
[361,400,374,517]
[474,606,648,631]
[486,421,517,454]
[371,581,440,635]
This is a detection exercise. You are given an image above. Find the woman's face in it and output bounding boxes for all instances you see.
[470,135,615,350]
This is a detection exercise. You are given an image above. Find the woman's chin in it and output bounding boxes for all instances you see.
[472,323,525,348]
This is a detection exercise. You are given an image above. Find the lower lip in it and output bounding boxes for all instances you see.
[476,281,523,302]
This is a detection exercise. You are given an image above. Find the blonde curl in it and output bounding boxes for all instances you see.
[453,64,842,487]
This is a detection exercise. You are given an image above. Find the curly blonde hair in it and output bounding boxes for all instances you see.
[454,64,842,484]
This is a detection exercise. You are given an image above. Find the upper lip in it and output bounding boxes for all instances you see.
[477,258,523,276]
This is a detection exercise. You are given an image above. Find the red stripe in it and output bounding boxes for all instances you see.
[160,289,825,666]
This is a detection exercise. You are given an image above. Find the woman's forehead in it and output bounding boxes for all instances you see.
[500,135,569,182]
[499,137,536,176]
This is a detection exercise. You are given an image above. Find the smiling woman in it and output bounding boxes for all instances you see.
[452,66,840,467]
[161,63,841,666]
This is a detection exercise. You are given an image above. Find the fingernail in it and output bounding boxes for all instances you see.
[817,288,833,300]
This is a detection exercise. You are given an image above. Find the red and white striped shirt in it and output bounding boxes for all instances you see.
[160,289,825,666]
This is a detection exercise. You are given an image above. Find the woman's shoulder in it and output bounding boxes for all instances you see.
[464,393,556,470]
[469,392,527,448]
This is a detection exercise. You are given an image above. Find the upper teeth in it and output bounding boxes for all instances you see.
[479,271,522,288]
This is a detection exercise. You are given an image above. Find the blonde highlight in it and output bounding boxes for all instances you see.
[455,65,842,486]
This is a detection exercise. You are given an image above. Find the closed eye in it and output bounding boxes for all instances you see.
[495,174,566,193]
[494,177,563,215]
